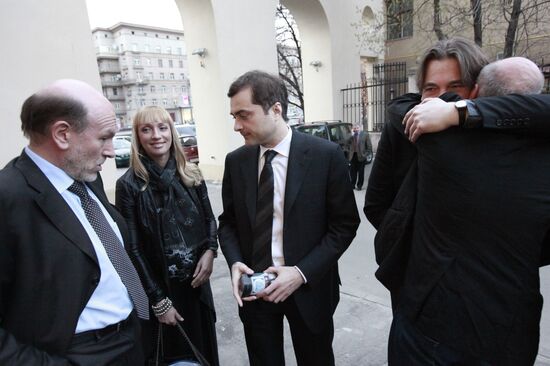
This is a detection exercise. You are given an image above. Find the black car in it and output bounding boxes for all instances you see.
[293,120,373,163]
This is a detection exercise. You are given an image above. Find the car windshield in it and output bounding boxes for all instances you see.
[297,126,328,139]
[176,125,196,137]
[114,139,131,150]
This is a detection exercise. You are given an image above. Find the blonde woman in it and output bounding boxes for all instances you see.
[116,106,219,365]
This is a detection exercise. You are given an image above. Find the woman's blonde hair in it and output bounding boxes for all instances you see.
[130,106,202,189]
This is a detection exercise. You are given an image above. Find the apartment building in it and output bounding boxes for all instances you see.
[92,22,193,127]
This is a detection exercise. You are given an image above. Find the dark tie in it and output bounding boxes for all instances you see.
[251,150,277,272]
[68,181,149,320]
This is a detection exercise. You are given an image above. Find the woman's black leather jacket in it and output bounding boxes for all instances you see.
[115,169,218,304]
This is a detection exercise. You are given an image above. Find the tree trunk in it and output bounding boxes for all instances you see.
[503,0,522,57]
[433,0,446,40]
[471,0,482,46]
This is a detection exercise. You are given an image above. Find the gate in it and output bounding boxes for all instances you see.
[341,62,408,132]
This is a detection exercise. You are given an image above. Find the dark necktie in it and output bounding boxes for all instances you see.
[251,150,277,272]
[68,181,149,320]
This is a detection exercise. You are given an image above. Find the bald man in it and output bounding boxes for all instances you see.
[0,80,146,365]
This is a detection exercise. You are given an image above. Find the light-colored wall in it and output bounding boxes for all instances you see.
[0,0,119,196]
[176,0,279,180]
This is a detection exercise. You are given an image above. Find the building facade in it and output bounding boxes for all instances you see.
[92,23,193,127]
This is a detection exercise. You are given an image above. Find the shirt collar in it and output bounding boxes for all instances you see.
[259,125,292,159]
[25,146,76,194]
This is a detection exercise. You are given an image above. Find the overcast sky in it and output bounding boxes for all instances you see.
[85,0,183,30]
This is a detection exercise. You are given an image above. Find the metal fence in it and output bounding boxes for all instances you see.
[341,62,408,132]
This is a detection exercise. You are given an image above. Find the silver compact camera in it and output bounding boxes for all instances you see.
[239,272,277,297]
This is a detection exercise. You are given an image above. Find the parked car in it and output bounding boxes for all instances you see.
[175,124,196,138]
[113,137,131,168]
[293,120,374,163]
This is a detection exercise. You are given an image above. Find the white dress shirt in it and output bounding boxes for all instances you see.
[258,128,307,282]
[25,147,133,333]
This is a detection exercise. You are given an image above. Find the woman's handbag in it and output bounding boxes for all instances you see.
[152,322,211,366]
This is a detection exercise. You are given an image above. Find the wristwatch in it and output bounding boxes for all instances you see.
[464,100,483,128]
[455,100,468,126]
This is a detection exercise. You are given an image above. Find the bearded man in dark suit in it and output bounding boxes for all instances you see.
[0,79,147,365]
[218,70,360,366]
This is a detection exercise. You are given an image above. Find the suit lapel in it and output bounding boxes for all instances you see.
[240,146,260,226]
[16,152,99,264]
[284,131,312,217]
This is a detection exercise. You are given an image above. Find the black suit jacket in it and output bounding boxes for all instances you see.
[401,126,550,365]
[0,151,130,365]
[218,131,360,333]
[366,93,550,299]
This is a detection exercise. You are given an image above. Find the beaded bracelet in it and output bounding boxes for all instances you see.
[152,297,173,317]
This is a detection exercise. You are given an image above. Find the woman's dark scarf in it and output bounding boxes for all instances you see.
[141,154,208,281]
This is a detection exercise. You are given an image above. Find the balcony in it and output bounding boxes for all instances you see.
[99,67,121,74]
[122,77,150,85]
[101,80,123,87]
[107,94,125,101]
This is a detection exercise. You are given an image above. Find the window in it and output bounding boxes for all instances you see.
[166,47,172,54]
[158,59,163,67]
[386,0,413,40]
[138,86,144,93]
[148,72,154,80]
[177,48,183,55]
[169,59,173,68]
[132,43,138,51]
[112,88,118,95]
[150,85,156,93]
[155,46,161,53]
[136,72,142,80]
[127,100,132,109]
[133,58,140,65]
[144,58,151,66]
[173,86,177,94]
[173,99,178,106]
[144,44,150,52]
[140,99,146,106]
[115,103,120,110]
[161,85,167,93]
[152,99,158,105]
[169,73,175,80]
[181,86,186,93]
[160,72,165,80]
[179,60,184,68]
[163,99,168,106]
[180,73,185,80]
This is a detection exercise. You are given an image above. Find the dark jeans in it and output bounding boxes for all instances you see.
[388,312,492,366]
[349,154,366,189]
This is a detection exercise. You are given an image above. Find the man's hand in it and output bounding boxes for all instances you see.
[403,98,459,142]
[231,261,255,307]
[258,266,304,303]
[156,304,184,325]
[191,249,215,288]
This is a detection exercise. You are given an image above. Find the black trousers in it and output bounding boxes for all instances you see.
[349,154,366,189]
[240,297,334,366]
[388,312,491,366]
[66,311,143,366]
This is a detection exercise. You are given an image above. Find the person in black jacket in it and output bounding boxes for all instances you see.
[116,106,219,365]
[375,56,550,365]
